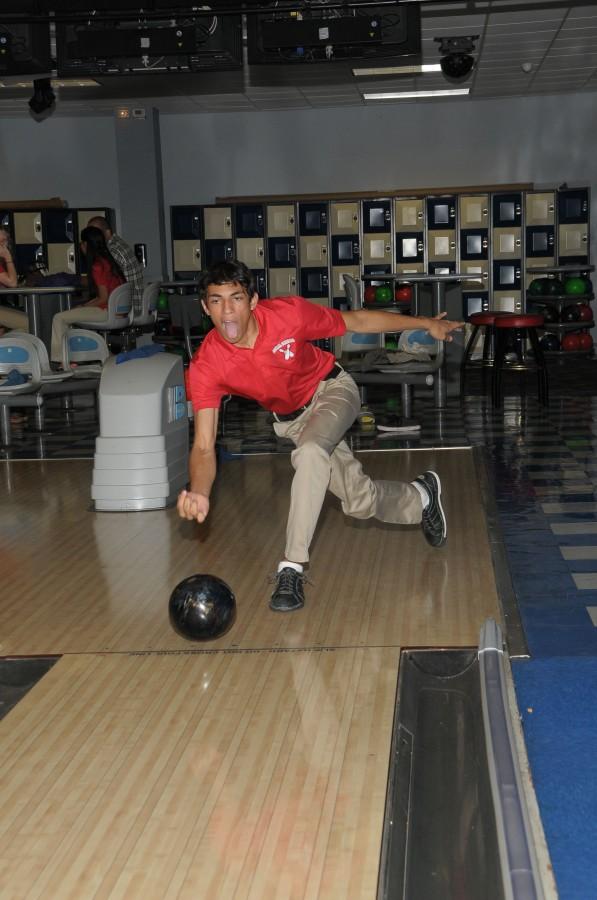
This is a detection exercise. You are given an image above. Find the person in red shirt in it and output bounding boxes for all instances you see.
[179,260,462,612]
[50,226,125,361]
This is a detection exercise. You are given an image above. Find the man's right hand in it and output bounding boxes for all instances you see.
[177,489,210,523]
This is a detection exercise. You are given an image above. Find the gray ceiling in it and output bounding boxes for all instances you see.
[2,0,597,116]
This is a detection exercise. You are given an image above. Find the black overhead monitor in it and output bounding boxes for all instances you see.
[0,22,52,77]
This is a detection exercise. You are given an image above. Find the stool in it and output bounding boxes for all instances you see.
[492,313,548,408]
[460,311,513,396]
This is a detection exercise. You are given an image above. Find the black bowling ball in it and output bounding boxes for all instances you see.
[540,333,560,352]
[541,305,559,324]
[561,305,581,323]
[169,574,236,641]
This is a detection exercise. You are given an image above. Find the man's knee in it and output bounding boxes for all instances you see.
[291,440,331,473]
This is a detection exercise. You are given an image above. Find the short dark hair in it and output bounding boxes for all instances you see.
[198,259,256,300]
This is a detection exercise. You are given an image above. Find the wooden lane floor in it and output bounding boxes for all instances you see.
[0,449,499,655]
[0,449,502,898]
[0,648,398,899]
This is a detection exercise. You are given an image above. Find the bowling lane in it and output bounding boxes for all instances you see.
[0,448,500,655]
[0,647,398,900]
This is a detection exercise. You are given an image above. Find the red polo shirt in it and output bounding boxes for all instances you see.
[188,296,346,414]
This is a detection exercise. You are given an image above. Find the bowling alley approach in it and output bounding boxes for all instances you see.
[2,2,597,899]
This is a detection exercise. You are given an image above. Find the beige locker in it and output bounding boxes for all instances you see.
[394,197,424,231]
[14,211,42,244]
[558,224,589,257]
[235,237,265,269]
[525,258,554,289]
[46,243,76,274]
[299,236,328,267]
[362,234,392,266]
[332,265,360,301]
[459,195,489,228]
[396,263,424,275]
[427,230,456,262]
[493,290,522,313]
[268,268,297,296]
[460,263,488,292]
[492,228,522,260]
[267,204,296,237]
[203,206,232,240]
[173,240,202,272]
[330,202,359,234]
[525,192,555,226]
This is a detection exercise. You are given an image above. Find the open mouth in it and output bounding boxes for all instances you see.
[222,321,240,340]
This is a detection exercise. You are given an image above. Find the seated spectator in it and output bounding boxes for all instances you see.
[87,216,144,313]
[50,226,125,362]
[0,226,28,334]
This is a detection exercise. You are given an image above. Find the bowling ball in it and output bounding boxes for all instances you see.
[375,284,393,304]
[395,284,413,302]
[527,278,544,296]
[561,305,581,322]
[578,332,593,352]
[364,285,377,305]
[561,333,581,351]
[564,277,586,296]
[539,333,560,351]
[577,304,593,322]
[169,574,236,641]
[544,278,565,296]
[541,305,559,324]
[157,291,170,312]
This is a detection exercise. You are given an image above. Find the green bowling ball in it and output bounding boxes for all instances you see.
[527,279,544,296]
[564,277,587,296]
[375,284,393,304]
[157,291,170,312]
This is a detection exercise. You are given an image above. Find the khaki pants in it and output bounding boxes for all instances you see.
[273,369,422,564]
[0,307,29,332]
[51,306,108,361]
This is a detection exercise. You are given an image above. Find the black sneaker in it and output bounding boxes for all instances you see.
[414,470,447,548]
[270,567,305,612]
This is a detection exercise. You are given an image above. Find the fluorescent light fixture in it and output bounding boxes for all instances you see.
[352,63,442,76]
[363,88,470,100]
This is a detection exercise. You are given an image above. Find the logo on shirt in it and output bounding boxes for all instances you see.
[272,338,295,361]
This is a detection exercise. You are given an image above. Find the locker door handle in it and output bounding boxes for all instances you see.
[289,216,295,225]
[515,238,521,247]
[417,241,424,252]
[548,235,554,246]
[353,215,358,223]
[194,248,201,260]
[582,234,588,242]
[321,245,327,254]
[483,208,488,216]
[258,247,264,257]
[482,238,488,250]
[385,244,391,253]
[384,211,391,222]
[417,211,423,219]
[515,268,521,278]
[225,217,231,228]
[450,241,456,250]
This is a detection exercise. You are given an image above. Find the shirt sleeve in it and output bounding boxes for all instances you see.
[294,296,347,340]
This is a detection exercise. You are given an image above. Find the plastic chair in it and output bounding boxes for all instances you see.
[72,282,133,333]
[9,331,74,383]
[62,328,110,377]
[130,281,160,329]
[0,336,43,394]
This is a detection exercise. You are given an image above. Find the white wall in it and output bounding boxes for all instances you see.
[0,115,119,210]
[160,93,597,204]
[1,91,596,266]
